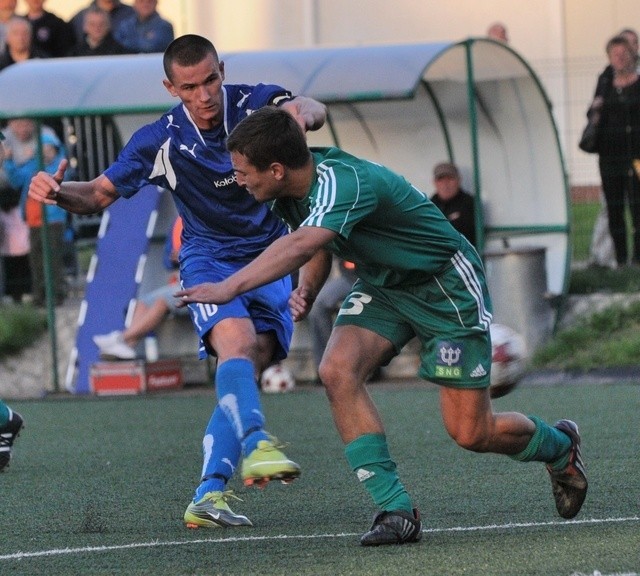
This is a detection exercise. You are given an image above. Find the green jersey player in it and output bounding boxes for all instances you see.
[177,106,588,547]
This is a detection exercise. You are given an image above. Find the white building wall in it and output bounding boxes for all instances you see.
[25,0,640,184]
[33,0,635,61]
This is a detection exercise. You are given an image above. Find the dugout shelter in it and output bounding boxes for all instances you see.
[0,39,570,393]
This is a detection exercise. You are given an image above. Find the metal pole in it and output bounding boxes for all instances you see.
[35,119,60,393]
[464,40,486,254]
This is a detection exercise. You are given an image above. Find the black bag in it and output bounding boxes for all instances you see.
[0,183,21,212]
[578,118,599,154]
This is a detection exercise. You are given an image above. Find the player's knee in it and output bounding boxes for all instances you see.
[318,354,356,392]
[318,357,343,386]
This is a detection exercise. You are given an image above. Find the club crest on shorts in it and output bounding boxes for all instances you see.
[435,340,464,379]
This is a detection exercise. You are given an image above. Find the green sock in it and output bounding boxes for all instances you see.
[0,402,9,426]
[345,433,413,513]
[509,415,571,469]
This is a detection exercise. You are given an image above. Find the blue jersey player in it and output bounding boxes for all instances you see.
[28,35,327,528]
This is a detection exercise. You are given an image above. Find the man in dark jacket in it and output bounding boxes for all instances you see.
[429,162,477,247]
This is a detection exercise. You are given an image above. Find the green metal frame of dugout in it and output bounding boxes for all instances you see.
[0,39,569,391]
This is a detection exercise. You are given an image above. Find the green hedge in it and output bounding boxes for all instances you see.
[0,304,47,359]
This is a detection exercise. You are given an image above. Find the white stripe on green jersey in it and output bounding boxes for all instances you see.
[273,147,477,288]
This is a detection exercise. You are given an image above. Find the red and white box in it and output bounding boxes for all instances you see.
[145,359,183,392]
[90,359,183,395]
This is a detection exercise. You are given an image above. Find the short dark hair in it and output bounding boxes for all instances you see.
[226,107,311,171]
[606,34,633,55]
[84,6,111,28]
[163,34,219,81]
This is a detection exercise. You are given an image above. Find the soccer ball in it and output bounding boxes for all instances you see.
[260,364,296,394]
[489,323,527,399]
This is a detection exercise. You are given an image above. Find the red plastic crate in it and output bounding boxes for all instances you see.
[90,359,183,395]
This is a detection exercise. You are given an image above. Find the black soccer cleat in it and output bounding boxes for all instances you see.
[0,409,24,472]
[546,419,588,519]
[360,508,422,546]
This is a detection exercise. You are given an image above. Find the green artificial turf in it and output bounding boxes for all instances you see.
[1,382,638,575]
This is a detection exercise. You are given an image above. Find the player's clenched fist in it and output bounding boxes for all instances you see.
[289,286,315,322]
[29,159,68,205]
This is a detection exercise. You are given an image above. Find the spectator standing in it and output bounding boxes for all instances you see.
[115,0,173,54]
[595,28,640,91]
[0,127,30,303]
[429,162,477,247]
[1,117,58,172]
[70,0,134,44]
[0,0,17,54]
[22,0,75,58]
[586,34,640,266]
[0,180,31,303]
[3,121,70,305]
[67,6,130,57]
[0,16,48,71]
[587,28,639,268]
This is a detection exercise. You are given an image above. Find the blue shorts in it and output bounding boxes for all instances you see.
[179,252,293,361]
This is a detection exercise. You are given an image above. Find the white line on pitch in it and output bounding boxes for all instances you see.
[0,515,638,561]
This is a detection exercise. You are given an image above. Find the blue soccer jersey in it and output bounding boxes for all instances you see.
[104,83,292,262]
[104,83,295,360]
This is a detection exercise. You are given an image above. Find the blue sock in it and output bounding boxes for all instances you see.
[215,358,268,456]
[194,405,242,501]
[0,402,9,426]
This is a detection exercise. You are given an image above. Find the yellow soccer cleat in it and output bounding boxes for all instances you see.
[241,439,301,488]
[184,491,253,528]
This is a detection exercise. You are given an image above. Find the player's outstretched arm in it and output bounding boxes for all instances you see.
[177,226,337,306]
[29,167,119,215]
[281,96,327,132]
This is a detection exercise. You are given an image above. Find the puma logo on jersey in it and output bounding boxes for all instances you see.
[180,143,198,158]
[237,90,251,107]
[166,115,180,129]
[149,138,177,189]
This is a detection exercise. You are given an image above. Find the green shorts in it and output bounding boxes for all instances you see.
[334,247,493,389]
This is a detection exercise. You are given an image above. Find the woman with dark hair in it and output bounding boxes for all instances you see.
[587,34,640,266]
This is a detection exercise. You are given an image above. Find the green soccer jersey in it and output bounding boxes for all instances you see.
[272,147,469,287]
